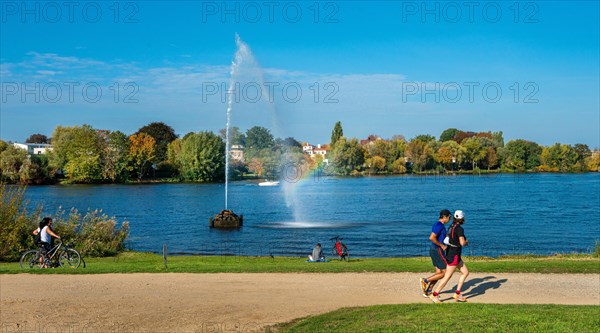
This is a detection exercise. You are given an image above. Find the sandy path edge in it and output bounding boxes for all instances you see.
[2,273,599,332]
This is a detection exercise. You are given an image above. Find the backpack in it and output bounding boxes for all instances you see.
[33,231,41,245]
[443,224,460,248]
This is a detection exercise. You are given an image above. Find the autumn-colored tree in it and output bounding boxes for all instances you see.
[407,138,434,172]
[247,158,265,176]
[136,122,177,163]
[452,131,477,144]
[587,150,600,172]
[391,158,407,174]
[366,156,386,174]
[540,143,579,172]
[434,140,463,171]
[129,133,156,180]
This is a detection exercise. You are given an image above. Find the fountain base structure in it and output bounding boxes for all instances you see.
[210,210,243,228]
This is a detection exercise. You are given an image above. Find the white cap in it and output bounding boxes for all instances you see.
[454,210,465,219]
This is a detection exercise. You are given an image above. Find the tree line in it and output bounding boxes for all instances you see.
[0,121,598,184]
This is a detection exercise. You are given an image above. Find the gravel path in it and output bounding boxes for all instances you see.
[2,273,598,332]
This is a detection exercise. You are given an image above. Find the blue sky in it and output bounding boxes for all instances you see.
[1,1,599,147]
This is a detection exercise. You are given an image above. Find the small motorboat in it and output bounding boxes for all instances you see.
[258,180,280,186]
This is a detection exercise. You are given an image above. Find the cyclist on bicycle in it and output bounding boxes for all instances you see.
[33,217,61,254]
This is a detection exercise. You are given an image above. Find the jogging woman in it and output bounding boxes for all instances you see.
[429,210,469,303]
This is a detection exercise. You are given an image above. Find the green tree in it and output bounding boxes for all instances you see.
[0,145,28,183]
[136,122,178,163]
[219,126,247,146]
[25,133,49,144]
[439,128,460,142]
[178,131,225,182]
[167,138,183,172]
[278,137,302,149]
[503,139,542,171]
[0,140,8,154]
[573,144,592,170]
[19,155,50,184]
[129,133,156,180]
[245,126,274,151]
[385,138,407,172]
[49,125,103,183]
[492,131,505,147]
[102,131,131,182]
[332,137,365,175]
[414,134,436,143]
[462,138,487,170]
[330,121,344,148]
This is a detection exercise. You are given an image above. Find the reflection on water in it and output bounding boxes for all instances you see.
[258,221,365,229]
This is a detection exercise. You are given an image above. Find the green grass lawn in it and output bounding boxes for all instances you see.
[1,251,598,274]
[275,304,600,332]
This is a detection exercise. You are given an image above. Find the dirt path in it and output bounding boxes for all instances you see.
[2,273,598,332]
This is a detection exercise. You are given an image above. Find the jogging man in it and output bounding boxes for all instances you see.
[419,209,451,297]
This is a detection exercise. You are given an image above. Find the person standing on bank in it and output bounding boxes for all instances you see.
[420,209,452,297]
[429,210,469,303]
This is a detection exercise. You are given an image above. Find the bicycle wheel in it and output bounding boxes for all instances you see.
[20,250,42,270]
[58,249,81,268]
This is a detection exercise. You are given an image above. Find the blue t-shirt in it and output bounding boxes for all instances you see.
[431,221,447,248]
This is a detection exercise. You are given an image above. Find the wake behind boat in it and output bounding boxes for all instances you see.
[258,180,280,186]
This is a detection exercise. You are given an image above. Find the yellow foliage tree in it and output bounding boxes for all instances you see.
[129,133,156,180]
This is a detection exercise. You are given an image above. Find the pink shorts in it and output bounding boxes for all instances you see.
[447,254,462,266]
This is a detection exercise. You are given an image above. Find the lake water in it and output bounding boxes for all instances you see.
[22,173,600,258]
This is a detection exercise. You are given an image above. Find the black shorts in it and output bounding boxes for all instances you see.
[429,247,447,270]
[40,242,51,253]
[445,249,463,266]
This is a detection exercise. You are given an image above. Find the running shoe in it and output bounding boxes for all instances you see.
[453,294,467,302]
[429,294,442,303]
[419,278,428,293]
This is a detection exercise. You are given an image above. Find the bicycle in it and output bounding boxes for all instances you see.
[330,236,349,261]
[20,241,82,270]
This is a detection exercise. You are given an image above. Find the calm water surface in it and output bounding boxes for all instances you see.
[23,173,600,257]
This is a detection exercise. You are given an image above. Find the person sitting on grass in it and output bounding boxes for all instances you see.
[308,243,324,261]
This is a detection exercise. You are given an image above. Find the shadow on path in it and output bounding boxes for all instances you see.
[439,276,508,301]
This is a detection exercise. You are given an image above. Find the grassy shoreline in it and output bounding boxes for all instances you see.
[2,251,598,274]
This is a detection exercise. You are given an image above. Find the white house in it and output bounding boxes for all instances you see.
[302,143,330,162]
[13,143,53,155]
[230,145,245,162]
